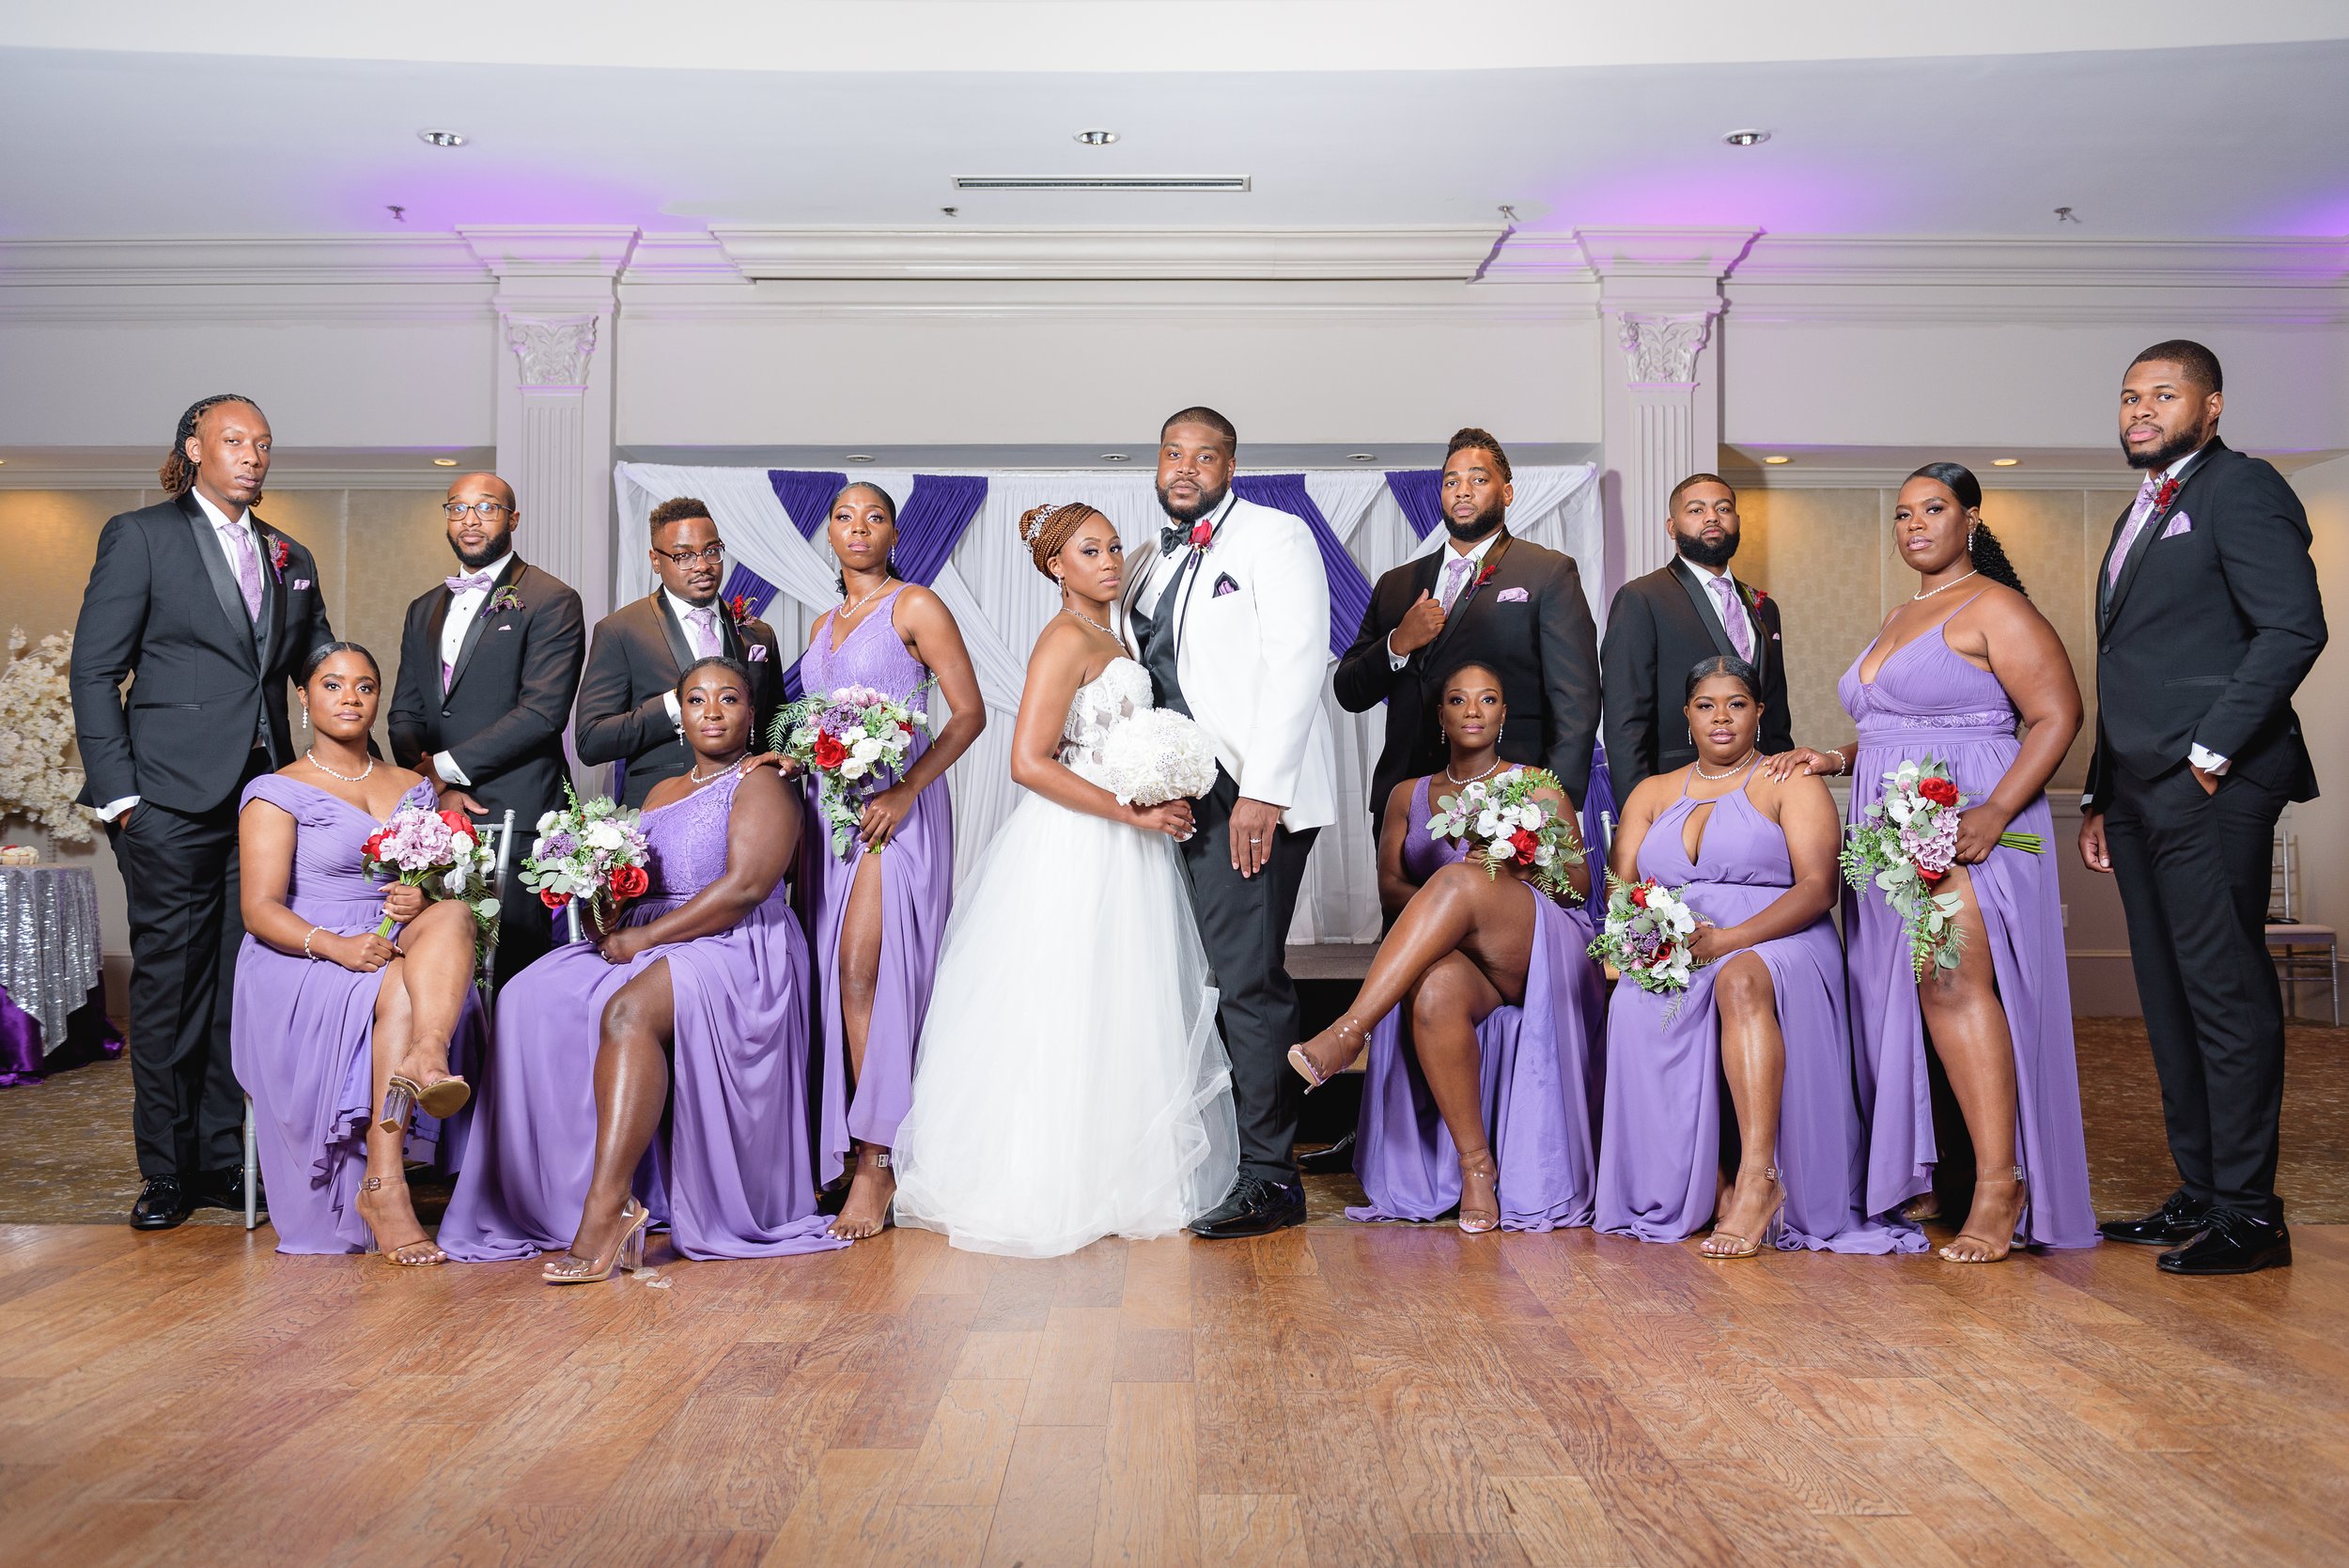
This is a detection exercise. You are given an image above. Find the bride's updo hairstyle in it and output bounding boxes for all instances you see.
[1906,462,2029,598]
[1019,501,1109,581]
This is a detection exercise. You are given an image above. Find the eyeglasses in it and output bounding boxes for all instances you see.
[443,501,513,520]
[658,543,726,567]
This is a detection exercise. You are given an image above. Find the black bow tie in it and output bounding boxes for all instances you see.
[1159,523,1189,558]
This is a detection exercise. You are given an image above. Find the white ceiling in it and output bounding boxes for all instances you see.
[4,4,2347,241]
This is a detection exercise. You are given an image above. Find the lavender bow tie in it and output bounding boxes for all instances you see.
[445,571,497,595]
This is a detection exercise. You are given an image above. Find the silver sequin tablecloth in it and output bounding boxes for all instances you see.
[0,866,104,1055]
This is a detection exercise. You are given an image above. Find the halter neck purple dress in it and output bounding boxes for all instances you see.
[1838,602,2096,1249]
[440,768,846,1261]
[1346,775,1609,1230]
[1595,765,1915,1252]
[799,587,955,1179]
[231,775,484,1254]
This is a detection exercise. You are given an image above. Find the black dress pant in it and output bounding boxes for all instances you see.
[1175,768,1317,1185]
[107,749,271,1180]
[2103,760,2290,1221]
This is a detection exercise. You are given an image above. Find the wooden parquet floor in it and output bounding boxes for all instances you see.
[4,1221,2348,1567]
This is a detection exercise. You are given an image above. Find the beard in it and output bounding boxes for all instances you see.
[1157,476,1230,525]
[1675,529,1739,570]
[449,533,508,571]
[2123,418,2210,472]
[1443,496,1505,543]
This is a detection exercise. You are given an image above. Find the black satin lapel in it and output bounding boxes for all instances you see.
[256,522,283,671]
[654,595,696,677]
[445,559,515,696]
[1422,532,1509,668]
[179,495,258,669]
[1672,561,1736,660]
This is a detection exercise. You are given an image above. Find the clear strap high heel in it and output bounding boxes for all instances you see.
[359,1175,445,1266]
[380,1071,470,1133]
[1288,1017,1369,1091]
[1456,1147,1501,1235]
[544,1199,651,1285]
[1939,1166,2028,1264]
[1702,1166,1785,1260]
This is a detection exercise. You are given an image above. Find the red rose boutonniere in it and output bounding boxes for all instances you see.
[488,584,523,614]
[729,592,755,624]
[1473,561,1500,591]
[269,538,289,582]
[2154,477,2182,513]
[1188,520,1214,552]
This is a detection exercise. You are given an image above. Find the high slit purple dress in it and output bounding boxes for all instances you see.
[1346,775,1608,1230]
[440,768,845,1261]
[1839,605,2096,1249]
[799,587,954,1183]
[230,775,484,1254]
[1595,765,1917,1252]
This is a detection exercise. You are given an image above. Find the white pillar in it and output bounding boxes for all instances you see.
[1579,228,1757,597]
[459,226,639,629]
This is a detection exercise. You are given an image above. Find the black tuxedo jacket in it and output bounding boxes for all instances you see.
[574,593,784,807]
[1333,529,1602,817]
[2083,438,2326,809]
[70,492,335,814]
[386,556,585,825]
[1600,559,1792,800]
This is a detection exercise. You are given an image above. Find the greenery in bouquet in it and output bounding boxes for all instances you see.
[1587,872,1703,1016]
[769,680,932,858]
[1840,754,2041,977]
[521,784,651,937]
[1424,766,1585,902]
[361,802,501,964]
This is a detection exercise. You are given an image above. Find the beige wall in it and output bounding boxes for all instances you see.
[2292,454,2349,939]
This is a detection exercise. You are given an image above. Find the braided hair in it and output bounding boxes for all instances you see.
[830,481,902,593]
[160,393,264,495]
[1019,501,1108,581]
[1906,462,2028,598]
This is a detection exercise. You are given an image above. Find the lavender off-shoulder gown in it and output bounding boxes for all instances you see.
[1838,609,2096,1249]
[1346,775,1609,1231]
[800,587,954,1180]
[441,768,846,1261]
[231,775,484,1255]
[1595,767,1917,1252]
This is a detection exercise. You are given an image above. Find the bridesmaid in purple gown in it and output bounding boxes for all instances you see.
[1340,662,1607,1231]
[441,657,846,1279]
[797,483,984,1239]
[1598,658,1913,1256]
[233,644,485,1263]
[1774,464,2094,1261]
[1291,663,1597,1234]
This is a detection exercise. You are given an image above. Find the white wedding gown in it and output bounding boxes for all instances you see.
[892,658,1238,1257]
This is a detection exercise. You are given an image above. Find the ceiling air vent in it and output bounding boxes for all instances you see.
[951,176,1251,193]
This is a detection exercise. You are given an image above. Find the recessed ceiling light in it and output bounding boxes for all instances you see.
[845,454,876,464]
[1099,453,1128,462]
[1991,458,2021,467]
[418,129,467,148]
[1074,129,1120,147]
[431,458,458,467]
[1722,129,1771,147]
[1763,455,1792,465]
[1347,453,1377,463]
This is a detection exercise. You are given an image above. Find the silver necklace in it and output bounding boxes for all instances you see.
[1064,606,1115,638]
[1444,757,1503,785]
[1913,568,1980,601]
[690,759,739,784]
[305,748,374,783]
[1692,750,1758,780]
[836,577,895,624]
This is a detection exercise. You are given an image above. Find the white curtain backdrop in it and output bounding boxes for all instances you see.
[614,462,1599,943]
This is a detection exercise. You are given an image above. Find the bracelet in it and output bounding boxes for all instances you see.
[302,924,322,961]
[1828,748,1849,777]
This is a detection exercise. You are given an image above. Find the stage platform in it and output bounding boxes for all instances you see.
[4,1218,2346,1566]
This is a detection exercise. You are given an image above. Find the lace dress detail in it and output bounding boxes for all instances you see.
[1058,658,1156,786]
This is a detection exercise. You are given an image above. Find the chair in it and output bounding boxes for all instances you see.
[2264,826,2338,1027]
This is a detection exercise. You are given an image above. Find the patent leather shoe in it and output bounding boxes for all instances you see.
[191,1167,258,1216]
[130,1176,191,1231]
[2158,1209,2290,1276]
[2097,1190,2208,1247]
[1188,1173,1307,1239]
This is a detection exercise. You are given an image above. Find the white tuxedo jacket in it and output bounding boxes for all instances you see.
[1124,494,1337,833]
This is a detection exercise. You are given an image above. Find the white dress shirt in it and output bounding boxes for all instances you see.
[429,550,513,789]
[660,589,725,729]
[1386,528,1502,671]
[1676,555,1758,663]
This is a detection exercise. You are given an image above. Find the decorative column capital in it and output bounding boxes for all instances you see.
[1613,311,1718,388]
[504,314,599,391]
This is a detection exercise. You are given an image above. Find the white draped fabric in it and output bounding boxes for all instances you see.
[613,462,1600,943]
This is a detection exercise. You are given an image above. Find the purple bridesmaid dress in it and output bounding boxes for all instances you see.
[1346,775,1609,1231]
[1838,603,2097,1249]
[798,586,954,1182]
[231,775,483,1254]
[1595,765,1917,1252]
[440,768,846,1261]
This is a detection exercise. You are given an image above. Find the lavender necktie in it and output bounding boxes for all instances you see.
[1439,554,1474,613]
[2107,474,2166,590]
[221,521,263,622]
[687,607,720,660]
[1709,575,1753,661]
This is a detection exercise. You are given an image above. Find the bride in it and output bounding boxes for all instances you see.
[891,502,1238,1256]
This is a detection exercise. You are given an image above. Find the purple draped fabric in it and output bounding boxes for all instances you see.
[892,474,990,588]
[0,982,123,1088]
[1582,742,1617,863]
[768,469,848,540]
[721,565,781,622]
[1385,469,1447,541]
[1232,474,1372,660]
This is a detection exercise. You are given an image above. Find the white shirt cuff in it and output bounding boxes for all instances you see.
[432,751,471,788]
[2188,744,2231,775]
[663,691,682,730]
[1386,632,1408,672]
[97,795,140,822]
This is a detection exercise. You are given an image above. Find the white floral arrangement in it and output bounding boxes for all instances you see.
[768,682,934,858]
[1096,708,1219,807]
[0,629,93,845]
[1424,766,1585,902]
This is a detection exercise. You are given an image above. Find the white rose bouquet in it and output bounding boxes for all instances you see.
[1840,755,2042,977]
[1586,873,1704,1017]
[769,681,933,858]
[521,784,652,939]
[1424,766,1585,902]
[1095,708,1218,807]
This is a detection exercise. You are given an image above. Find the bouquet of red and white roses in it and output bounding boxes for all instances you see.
[362,802,500,959]
[1840,755,2042,976]
[1423,766,1585,901]
[1587,874,1703,1013]
[521,784,651,939]
[769,681,933,858]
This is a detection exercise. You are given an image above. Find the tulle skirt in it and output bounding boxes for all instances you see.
[891,791,1237,1257]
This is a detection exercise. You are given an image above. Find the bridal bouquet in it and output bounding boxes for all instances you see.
[1096,708,1218,806]
[362,804,501,956]
[769,682,933,858]
[1840,755,2042,976]
[1587,874,1703,1012]
[521,785,651,939]
[1425,766,1585,901]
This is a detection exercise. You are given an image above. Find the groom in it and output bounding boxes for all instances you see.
[1127,406,1338,1237]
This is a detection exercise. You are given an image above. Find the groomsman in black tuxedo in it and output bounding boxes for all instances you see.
[1600,474,1792,800]
[387,473,584,986]
[575,497,784,808]
[1336,428,1603,832]
[70,395,334,1229]
[2081,339,2326,1276]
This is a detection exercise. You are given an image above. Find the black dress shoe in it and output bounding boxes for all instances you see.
[1189,1173,1307,1239]
[1296,1133,1357,1176]
[130,1176,191,1231]
[191,1167,260,1216]
[2158,1208,2291,1276]
[2098,1191,2209,1247]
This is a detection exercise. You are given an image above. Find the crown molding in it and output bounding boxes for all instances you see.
[0,234,491,287]
[708,225,1502,281]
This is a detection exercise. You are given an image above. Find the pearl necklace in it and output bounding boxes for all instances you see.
[304,748,374,783]
[1444,757,1503,785]
[1913,568,1980,601]
[689,758,740,784]
[1064,607,1116,638]
[1692,750,1758,780]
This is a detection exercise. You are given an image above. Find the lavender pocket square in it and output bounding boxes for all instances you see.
[291,578,311,590]
[2161,512,2192,539]
[747,644,770,662]
[1212,572,1240,598]
[1495,586,1529,604]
